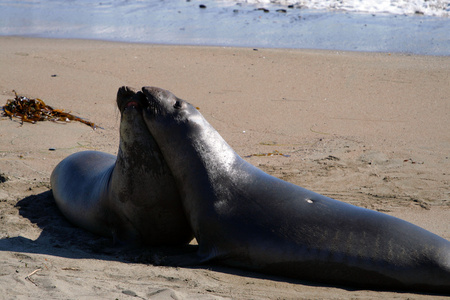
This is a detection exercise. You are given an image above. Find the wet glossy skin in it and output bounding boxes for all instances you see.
[142,86,450,293]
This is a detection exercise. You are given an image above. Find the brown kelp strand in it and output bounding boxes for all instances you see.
[2,91,101,129]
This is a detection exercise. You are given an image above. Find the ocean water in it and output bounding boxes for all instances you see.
[0,0,449,55]
[236,0,450,17]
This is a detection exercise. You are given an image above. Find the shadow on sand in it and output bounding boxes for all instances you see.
[0,190,328,288]
[1,190,196,262]
[2,190,444,295]
[1,190,123,260]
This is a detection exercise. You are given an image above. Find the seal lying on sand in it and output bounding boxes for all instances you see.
[51,87,193,246]
[141,86,450,293]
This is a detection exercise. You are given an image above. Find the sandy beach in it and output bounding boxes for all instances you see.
[0,36,449,299]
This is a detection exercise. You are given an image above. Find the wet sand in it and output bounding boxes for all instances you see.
[0,37,449,299]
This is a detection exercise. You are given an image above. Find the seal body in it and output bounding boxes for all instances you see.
[142,86,450,293]
[51,87,193,246]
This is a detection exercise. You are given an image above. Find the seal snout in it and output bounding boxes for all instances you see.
[117,86,147,113]
[141,86,174,116]
[141,87,166,104]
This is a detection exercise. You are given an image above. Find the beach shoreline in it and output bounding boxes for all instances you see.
[1,0,450,56]
[0,37,449,299]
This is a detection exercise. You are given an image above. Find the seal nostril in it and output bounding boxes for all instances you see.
[174,101,182,109]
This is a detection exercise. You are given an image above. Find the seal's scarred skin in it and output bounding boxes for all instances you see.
[51,87,193,246]
[142,86,450,294]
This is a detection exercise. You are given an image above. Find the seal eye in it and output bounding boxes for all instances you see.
[174,101,182,109]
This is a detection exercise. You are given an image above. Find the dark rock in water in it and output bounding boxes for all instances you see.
[256,8,270,13]
[199,4,206,9]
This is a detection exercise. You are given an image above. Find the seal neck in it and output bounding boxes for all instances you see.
[164,120,246,224]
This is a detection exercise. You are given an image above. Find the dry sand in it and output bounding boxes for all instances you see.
[0,36,449,299]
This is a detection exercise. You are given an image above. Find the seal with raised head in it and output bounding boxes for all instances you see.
[51,86,193,246]
[141,86,450,293]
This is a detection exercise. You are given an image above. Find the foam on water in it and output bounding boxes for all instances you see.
[233,0,450,17]
[0,0,449,55]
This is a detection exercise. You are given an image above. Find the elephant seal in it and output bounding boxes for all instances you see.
[141,86,450,293]
[50,86,193,246]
